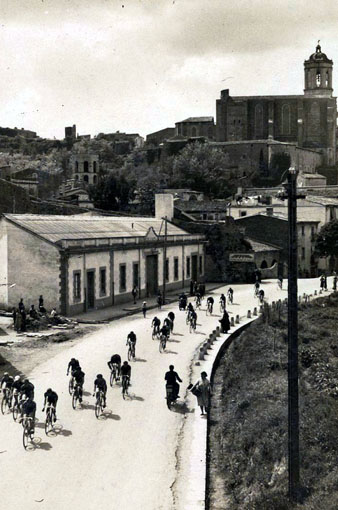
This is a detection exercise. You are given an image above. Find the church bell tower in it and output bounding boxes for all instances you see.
[304,42,333,97]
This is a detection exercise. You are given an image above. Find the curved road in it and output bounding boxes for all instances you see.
[0,278,326,510]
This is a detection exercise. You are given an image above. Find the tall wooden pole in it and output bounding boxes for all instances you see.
[287,168,300,501]
[162,216,168,304]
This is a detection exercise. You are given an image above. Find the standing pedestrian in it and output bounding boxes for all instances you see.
[191,371,212,416]
[132,286,138,305]
[333,275,337,291]
[157,292,163,310]
[219,310,230,333]
[38,295,46,313]
[142,301,147,318]
[324,275,328,291]
[12,307,17,327]
[18,298,25,314]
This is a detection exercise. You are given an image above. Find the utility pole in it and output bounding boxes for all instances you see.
[162,216,168,304]
[287,168,300,502]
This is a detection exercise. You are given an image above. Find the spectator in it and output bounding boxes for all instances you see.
[12,307,16,327]
[333,275,337,291]
[132,286,138,305]
[219,310,230,333]
[18,298,25,314]
[190,371,212,416]
[29,305,38,320]
[157,292,163,310]
[39,295,46,313]
[142,301,147,318]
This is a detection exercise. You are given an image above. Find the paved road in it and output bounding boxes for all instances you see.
[0,278,327,510]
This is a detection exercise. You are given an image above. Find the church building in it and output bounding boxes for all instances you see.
[216,43,337,165]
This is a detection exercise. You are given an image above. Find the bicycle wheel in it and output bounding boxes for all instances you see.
[1,395,8,415]
[110,369,116,387]
[122,379,128,399]
[72,390,78,410]
[45,410,53,435]
[23,426,29,449]
[159,337,164,353]
[12,403,19,422]
[127,347,132,361]
[95,396,101,419]
[68,378,73,396]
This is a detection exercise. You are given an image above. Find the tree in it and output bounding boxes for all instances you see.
[88,174,133,211]
[170,141,234,198]
[314,220,338,271]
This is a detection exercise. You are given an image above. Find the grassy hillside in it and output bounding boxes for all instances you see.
[207,293,338,510]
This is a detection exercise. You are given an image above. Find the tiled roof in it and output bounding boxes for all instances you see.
[175,200,229,212]
[305,196,338,206]
[178,117,214,123]
[4,214,196,244]
[245,237,281,252]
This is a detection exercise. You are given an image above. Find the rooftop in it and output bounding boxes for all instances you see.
[245,237,281,253]
[4,214,201,245]
[178,117,214,123]
[305,196,338,206]
[175,200,230,212]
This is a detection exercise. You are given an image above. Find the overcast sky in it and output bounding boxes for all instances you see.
[1,0,338,140]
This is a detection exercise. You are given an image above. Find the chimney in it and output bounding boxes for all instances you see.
[155,193,174,221]
[266,207,274,216]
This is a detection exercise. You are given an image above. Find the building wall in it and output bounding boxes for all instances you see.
[0,220,8,306]
[3,221,61,311]
[297,223,318,275]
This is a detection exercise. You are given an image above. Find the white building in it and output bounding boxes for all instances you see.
[0,212,205,315]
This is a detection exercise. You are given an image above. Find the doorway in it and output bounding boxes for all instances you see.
[191,254,198,281]
[146,255,158,296]
[87,270,95,309]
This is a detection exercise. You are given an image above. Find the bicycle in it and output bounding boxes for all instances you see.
[189,317,197,333]
[166,385,176,410]
[94,390,105,419]
[110,364,119,387]
[12,393,22,422]
[1,388,12,415]
[68,375,74,396]
[22,416,35,450]
[44,404,56,435]
[122,375,129,399]
[195,298,201,310]
[152,325,160,340]
[227,292,233,304]
[72,384,81,410]
[127,343,136,362]
[159,334,167,353]
[186,311,191,325]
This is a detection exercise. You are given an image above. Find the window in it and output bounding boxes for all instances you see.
[119,264,126,292]
[73,271,81,301]
[100,268,107,296]
[165,258,169,282]
[84,161,89,172]
[199,255,203,275]
[282,104,291,135]
[240,211,247,217]
[301,247,305,260]
[133,263,139,288]
[83,175,89,183]
[191,127,197,137]
[326,71,329,87]
[186,257,191,278]
[301,225,305,236]
[174,258,179,280]
[93,161,97,173]
[255,104,264,137]
[311,226,315,238]
[316,71,321,87]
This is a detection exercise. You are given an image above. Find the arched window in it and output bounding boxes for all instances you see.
[316,70,321,87]
[84,161,89,172]
[75,174,79,181]
[83,175,89,183]
[282,104,291,135]
[191,127,197,137]
[93,161,97,173]
[255,104,264,138]
[261,260,268,269]
[326,71,329,87]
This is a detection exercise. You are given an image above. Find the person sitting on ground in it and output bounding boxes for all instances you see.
[164,365,182,400]
[93,374,107,408]
[107,354,122,378]
[42,388,58,422]
[121,360,131,385]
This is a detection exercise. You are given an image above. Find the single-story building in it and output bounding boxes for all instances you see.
[0,213,205,315]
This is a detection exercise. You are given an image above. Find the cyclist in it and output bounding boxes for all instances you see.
[227,287,234,304]
[19,396,36,432]
[107,354,121,379]
[168,311,175,331]
[20,379,34,400]
[67,357,80,377]
[219,293,226,310]
[190,309,197,330]
[93,374,107,408]
[254,281,260,296]
[151,316,161,337]
[163,317,172,336]
[160,323,170,342]
[73,366,85,403]
[179,294,187,311]
[126,331,137,358]
[1,372,14,392]
[206,296,214,313]
[258,289,265,303]
[121,360,131,386]
[12,375,23,407]
[42,388,58,422]
[195,292,202,309]
[165,365,182,400]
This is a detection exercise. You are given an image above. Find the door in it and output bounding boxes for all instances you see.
[146,255,158,297]
[87,270,95,309]
[191,254,198,281]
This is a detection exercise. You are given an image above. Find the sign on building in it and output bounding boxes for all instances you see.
[229,253,255,262]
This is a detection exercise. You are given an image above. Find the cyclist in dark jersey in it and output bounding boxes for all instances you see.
[108,354,121,378]
[93,374,107,408]
[20,379,34,400]
[165,365,182,400]
[151,317,161,336]
[121,361,131,385]
[42,388,58,422]
[73,367,85,403]
[168,311,175,330]
[206,296,214,313]
[20,396,37,431]
[1,373,14,391]
[67,358,80,376]
[160,324,170,340]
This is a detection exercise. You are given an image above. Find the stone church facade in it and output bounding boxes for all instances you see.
[216,44,337,165]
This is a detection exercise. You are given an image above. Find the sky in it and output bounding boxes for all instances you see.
[1,0,338,140]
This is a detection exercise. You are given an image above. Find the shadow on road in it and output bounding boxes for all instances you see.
[128,394,144,402]
[83,390,92,397]
[172,332,184,336]
[135,358,147,362]
[165,350,178,355]
[171,402,194,415]
[168,338,180,343]
[98,410,121,421]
